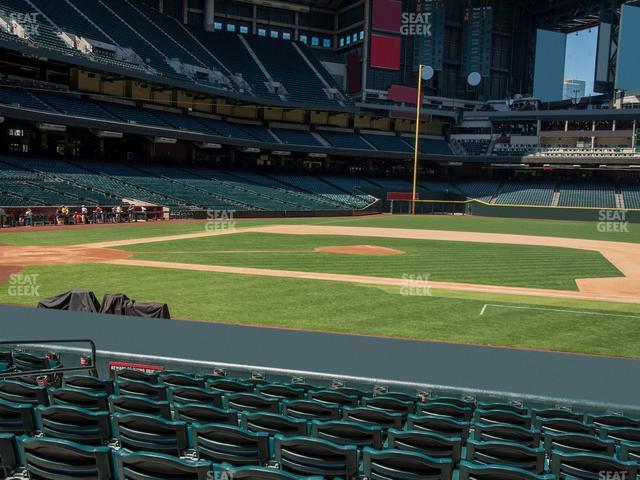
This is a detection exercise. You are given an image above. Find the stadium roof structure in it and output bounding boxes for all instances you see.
[529,0,629,33]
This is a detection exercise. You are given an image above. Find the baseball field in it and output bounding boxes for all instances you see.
[2,214,640,358]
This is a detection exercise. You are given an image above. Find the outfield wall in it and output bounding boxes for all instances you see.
[394,199,640,223]
[469,202,640,223]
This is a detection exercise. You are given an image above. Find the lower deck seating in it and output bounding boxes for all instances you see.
[494,181,555,206]
[0,346,636,480]
[558,183,617,209]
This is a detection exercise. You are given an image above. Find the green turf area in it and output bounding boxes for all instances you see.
[2,263,640,358]
[1,214,638,246]
[121,232,621,290]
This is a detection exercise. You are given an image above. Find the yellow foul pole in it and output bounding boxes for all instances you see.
[411,64,423,215]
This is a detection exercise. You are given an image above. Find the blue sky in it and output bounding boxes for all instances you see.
[564,27,598,96]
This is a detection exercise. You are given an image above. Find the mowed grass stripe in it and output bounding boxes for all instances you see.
[2,263,640,358]
[120,232,621,291]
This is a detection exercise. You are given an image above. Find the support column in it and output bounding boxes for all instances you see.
[204,0,214,31]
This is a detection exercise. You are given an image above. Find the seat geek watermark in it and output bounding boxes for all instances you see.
[599,472,629,480]
[8,273,40,297]
[205,209,237,232]
[0,9,41,37]
[597,209,629,233]
[400,12,433,36]
[400,273,432,297]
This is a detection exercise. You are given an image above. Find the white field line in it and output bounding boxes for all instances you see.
[479,303,640,320]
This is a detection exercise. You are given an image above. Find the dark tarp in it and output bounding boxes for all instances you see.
[123,301,171,319]
[37,290,100,312]
[99,294,130,315]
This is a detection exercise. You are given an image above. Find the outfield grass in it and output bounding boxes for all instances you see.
[0,214,638,246]
[121,232,621,290]
[2,263,640,358]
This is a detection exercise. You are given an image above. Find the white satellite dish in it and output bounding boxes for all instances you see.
[467,71,482,87]
[422,65,434,81]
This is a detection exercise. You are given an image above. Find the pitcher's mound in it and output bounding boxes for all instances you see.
[314,245,405,256]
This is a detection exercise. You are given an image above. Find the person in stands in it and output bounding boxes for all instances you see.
[93,205,103,224]
[127,204,135,222]
[61,206,69,225]
[56,206,63,225]
[24,208,33,227]
[81,205,88,224]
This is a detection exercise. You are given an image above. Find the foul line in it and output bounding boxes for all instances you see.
[480,303,640,319]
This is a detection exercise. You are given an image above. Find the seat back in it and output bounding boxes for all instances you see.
[588,414,640,429]
[363,397,415,415]
[116,378,167,400]
[466,439,545,474]
[224,393,280,413]
[242,412,308,436]
[116,451,212,480]
[20,437,113,479]
[0,380,49,405]
[283,400,341,421]
[169,386,223,407]
[63,376,114,395]
[473,423,540,448]
[537,417,595,435]
[0,433,17,477]
[342,407,404,430]
[221,464,324,480]
[459,461,555,480]
[114,413,189,455]
[601,427,640,443]
[544,433,616,456]
[308,390,359,407]
[50,387,109,411]
[274,435,359,478]
[159,373,206,389]
[311,420,384,449]
[12,351,51,371]
[114,369,159,384]
[551,451,638,480]
[362,447,453,480]
[176,403,238,425]
[0,398,36,434]
[192,423,270,465]
[533,408,583,422]
[418,402,473,422]
[256,384,306,400]
[109,394,172,420]
[474,409,532,428]
[37,405,112,445]
[477,403,528,416]
[388,429,462,462]
[407,414,470,439]
[207,378,254,394]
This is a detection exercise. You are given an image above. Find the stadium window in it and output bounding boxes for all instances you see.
[258,28,266,37]
[240,25,249,34]
[359,31,364,40]
[300,34,308,44]
[339,37,345,47]
[346,36,351,45]
[323,38,331,48]
[312,36,319,46]
[227,23,236,32]
[213,21,222,30]
[283,32,291,40]
[352,33,357,42]
[270,30,279,38]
